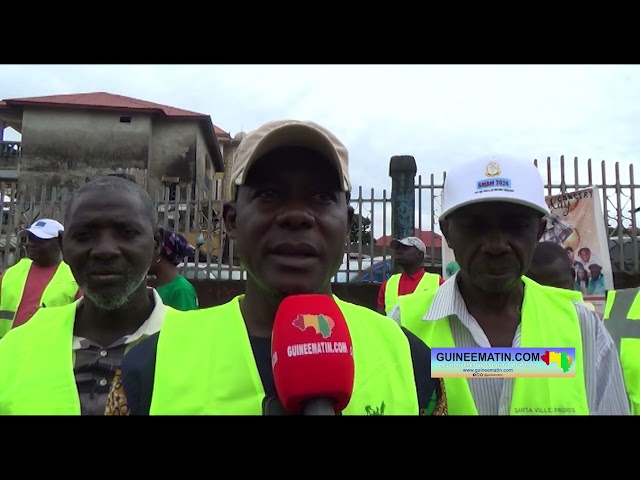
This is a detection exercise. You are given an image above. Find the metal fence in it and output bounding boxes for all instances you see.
[0,182,242,280]
[2,155,639,280]
[414,155,640,273]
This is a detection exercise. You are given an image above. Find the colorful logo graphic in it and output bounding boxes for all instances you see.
[292,314,335,339]
[485,161,501,177]
[541,350,574,373]
[431,347,576,378]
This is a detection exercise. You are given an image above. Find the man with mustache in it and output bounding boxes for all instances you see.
[0,218,80,338]
[390,155,630,415]
[106,119,447,415]
[0,176,177,415]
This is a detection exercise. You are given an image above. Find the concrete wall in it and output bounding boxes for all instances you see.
[18,108,221,200]
[19,108,150,190]
[148,119,196,195]
[192,280,382,311]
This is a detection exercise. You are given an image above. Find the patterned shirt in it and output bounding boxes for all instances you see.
[72,288,167,415]
[389,272,631,415]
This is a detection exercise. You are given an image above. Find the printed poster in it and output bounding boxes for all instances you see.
[440,186,614,316]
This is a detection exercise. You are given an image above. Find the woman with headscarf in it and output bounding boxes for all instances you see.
[148,228,199,311]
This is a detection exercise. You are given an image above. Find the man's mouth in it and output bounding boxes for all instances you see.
[87,270,125,282]
[268,243,320,269]
[269,243,318,257]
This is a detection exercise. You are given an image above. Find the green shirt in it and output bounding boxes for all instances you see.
[155,275,199,311]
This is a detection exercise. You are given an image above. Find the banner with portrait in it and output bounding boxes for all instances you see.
[440,186,614,316]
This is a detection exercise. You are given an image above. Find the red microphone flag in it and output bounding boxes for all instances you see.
[271,294,355,414]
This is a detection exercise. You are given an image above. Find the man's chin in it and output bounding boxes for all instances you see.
[263,277,329,298]
[473,273,521,293]
[82,291,129,311]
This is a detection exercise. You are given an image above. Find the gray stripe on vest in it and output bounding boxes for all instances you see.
[0,310,14,320]
[606,288,640,352]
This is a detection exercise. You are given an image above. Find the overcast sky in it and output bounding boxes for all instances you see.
[1,64,639,237]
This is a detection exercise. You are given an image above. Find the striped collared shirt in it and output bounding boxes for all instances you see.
[71,288,167,415]
[389,272,631,415]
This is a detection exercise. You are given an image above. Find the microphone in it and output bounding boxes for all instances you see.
[262,396,288,416]
[271,294,355,415]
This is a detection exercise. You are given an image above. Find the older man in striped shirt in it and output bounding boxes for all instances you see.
[390,155,630,415]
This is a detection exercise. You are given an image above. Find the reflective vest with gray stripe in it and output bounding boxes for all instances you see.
[0,258,79,338]
[384,272,440,314]
[603,287,640,415]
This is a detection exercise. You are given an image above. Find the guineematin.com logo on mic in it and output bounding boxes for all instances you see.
[292,314,335,339]
[281,314,352,359]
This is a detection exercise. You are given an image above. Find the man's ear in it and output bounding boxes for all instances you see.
[223,201,238,240]
[536,216,547,241]
[346,205,354,239]
[440,219,453,248]
[57,231,65,259]
[153,225,163,259]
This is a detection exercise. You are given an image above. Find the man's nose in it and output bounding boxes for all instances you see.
[480,228,511,255]
[90,232,121,258]
[275,202,315,229]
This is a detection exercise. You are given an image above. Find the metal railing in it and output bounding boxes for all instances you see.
[2,155,638,279]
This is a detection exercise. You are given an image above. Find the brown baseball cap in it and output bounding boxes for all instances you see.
[229,119,350,198]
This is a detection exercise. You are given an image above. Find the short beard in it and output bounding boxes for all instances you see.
[81,271,147,311]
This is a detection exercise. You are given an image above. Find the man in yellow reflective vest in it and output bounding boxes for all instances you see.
[0,176,174,415]
[603,287,640,415]
[390,154,630,415]
[105,119,448,416]
[0,219,80,338]
[377,236,442,315]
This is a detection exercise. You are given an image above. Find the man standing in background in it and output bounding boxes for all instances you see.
[0,219,80,338]
[377,236,442,315]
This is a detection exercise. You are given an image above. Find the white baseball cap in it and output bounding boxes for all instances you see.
[25,219,64,239]
[229,119,350,199]
[391,236,427,255]
[440,154,550,220]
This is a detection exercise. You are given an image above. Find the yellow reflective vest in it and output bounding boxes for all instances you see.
[397,276,589,415]
[0,300,176,415]
[150,295,419,415]
[384,271,441,314]
[0,258,79,338]
[604,287,640,415]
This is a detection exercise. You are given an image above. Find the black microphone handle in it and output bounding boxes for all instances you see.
[302,398,336,416]
[262,396,288,415]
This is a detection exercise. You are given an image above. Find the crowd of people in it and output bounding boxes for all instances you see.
[0,118,638,415]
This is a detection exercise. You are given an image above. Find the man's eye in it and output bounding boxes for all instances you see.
[257,190,277,199]
[313,192,336,202]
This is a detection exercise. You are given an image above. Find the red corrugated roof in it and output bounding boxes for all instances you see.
[3,92,229,137]
[3,91,227,170]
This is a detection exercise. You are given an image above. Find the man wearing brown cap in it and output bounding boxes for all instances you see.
[107,119,447,415]
[377,236,442,315]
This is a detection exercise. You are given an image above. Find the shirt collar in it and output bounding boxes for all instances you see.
[403,269,425,281]
[72,288,167,349]
[423,271,467,321]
